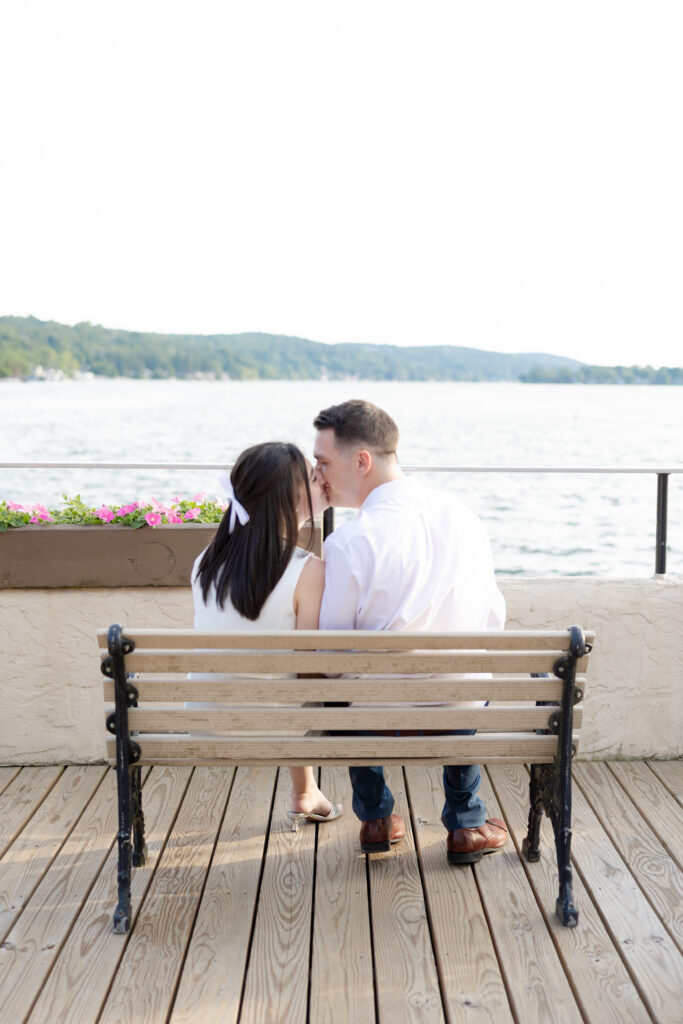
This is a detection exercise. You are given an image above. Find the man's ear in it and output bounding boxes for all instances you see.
[356,449,372,475]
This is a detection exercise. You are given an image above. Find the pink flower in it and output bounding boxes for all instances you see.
[29,516,40,524]
[192,493,206,503]
[183,507,201,521]
[172,494,184,503]
[116,503,137,516]
[95,507,115,522]
[7,501,23,511]
[144,512,162,527]
[165,512,182,524]
[29,506,53,522]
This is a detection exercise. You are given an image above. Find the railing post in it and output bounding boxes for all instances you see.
[656,473,669,575]
[323,507,335,540]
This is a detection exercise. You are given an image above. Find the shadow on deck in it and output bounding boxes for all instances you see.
[0,760,681,1023]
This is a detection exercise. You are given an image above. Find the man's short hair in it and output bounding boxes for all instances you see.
[313,400,399,455]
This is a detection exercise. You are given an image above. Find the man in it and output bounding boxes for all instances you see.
[314,399,509,863]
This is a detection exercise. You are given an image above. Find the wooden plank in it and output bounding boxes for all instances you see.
[107,733,562,764]
[98,767,231,1024]
[98,628,593,650]
[0,767,20,799]
[239,769,316,1024]
[112,755,561,770]
[609,761,683,870]
[0,766,106,944]
[646,760,682,806]
[568,771,683,1024]
[104,675,572,703]
[487,763,652,1024]
[119,650,585,674]
[474,771,584,1024]
[0,768,122,1022]
[170,767,277,1024]
[0,766,63,858]
[405,765,513,1024]
[310,766,375,1024]
[575,762,683,953]
[126,706,583,733]
[27,766,192,1024]
[367,766,445,1023]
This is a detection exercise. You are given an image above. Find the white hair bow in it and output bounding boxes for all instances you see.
[217,472,250,534]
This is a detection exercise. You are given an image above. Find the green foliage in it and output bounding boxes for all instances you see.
[3,315,680,383]
[520,363,683,385]
[0,315,582,382]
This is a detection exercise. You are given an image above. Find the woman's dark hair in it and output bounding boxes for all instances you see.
[196,442,313,620]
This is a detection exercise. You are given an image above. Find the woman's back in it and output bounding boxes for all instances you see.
[187,441,339,824]
[192,545,313,632]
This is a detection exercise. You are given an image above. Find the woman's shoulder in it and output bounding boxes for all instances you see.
[291,546,321,568]
[296,552,324,585]
[293,544,318,557]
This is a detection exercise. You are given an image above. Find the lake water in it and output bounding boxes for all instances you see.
[1,378,681,577]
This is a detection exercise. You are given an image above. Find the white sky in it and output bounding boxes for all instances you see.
[1,1,681,367]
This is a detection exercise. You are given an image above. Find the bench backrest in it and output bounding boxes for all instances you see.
[100,627,592,767]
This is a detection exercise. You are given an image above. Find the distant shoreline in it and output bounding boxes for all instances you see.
[2,375,682,387]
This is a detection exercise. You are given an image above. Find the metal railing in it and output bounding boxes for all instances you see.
[1,462,680,575]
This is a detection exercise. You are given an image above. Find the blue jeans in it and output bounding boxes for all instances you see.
[349,729,486,832]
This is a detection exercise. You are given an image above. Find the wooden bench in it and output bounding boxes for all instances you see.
[100,624,593,933]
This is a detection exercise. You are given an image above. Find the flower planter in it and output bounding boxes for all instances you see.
[0,524,217,588]
[0,521,322,588]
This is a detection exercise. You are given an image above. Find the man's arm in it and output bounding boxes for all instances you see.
[319,538,361,630]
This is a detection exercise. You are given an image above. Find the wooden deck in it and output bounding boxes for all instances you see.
[0,761,680,1024]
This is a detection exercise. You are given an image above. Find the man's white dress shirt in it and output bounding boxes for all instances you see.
[320,476,505,633]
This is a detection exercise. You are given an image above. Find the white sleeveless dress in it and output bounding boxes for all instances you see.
[191,545,313,634]
[187,547,314,726]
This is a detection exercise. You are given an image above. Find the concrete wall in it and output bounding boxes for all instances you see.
[1,577,681,764]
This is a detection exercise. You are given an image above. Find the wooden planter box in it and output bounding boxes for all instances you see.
[0,524,217,588]
[0,521,322,588]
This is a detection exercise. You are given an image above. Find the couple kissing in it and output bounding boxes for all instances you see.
[191,399,509,863]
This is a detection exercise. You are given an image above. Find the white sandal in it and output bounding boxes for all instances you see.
[287,803,343,831]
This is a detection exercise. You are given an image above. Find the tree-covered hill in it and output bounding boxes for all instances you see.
[0,315,582,381]
[2,315,680,383]
[520,363,683,385]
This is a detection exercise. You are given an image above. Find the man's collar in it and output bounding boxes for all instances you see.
[360,475,415,511]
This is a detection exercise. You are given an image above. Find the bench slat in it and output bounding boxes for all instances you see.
[122,706,582,733]
[113,651,588,674]
[97,628,594,651]
[103,675,578,703]
[113,754,562,767]
[106,732,571,764]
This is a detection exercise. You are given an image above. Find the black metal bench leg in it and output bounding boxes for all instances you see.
[132,765,148,867]
[522,764,544,862]
[114,766,134,933]
[550,626,586,928]
[554,817,577,927]
[104,623,139,934]
[553,706,578,926]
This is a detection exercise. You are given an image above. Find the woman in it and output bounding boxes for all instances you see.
[191,441,341,830]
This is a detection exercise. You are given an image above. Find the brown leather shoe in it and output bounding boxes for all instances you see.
[447,818,509,864]
[360,813,406,853]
